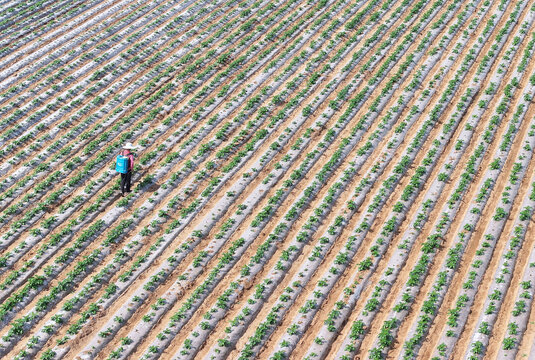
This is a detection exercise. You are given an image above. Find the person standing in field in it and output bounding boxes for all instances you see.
[119,142,135,196]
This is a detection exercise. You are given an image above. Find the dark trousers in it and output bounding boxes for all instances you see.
[121,171,132,193]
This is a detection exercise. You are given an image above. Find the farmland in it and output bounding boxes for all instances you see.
[0,0,534,358]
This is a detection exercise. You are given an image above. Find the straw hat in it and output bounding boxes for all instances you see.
[123,142,135,150]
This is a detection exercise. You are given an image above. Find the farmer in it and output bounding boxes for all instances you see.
[119,142,135,196]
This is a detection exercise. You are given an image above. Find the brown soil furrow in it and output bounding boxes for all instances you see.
[447,102,535,358]
[0,0,210,144]
[227,0,465,358]
[259,1,467,358]
[2,0,535,358]
[323,4,495,356]
[30,0,368,358]
[0,0,222,251]
[0,0,104,71]
[0,0,235,181]
[2,0,326,352]
[476,151,535,360]
[0,0,136,92]
[0,0,300,260]
[94,2,406,356]
[5,1,332,353]
[499,215,535,359]
[325,0,518,356]
[406,8,535,358]
[296,0,486,353]
[392,4,535,356]
[109,2,432,358]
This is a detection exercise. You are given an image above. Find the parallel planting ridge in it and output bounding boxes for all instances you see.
[0,0,535,359]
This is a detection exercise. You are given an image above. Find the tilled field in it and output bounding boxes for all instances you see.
[0,0,534,359]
